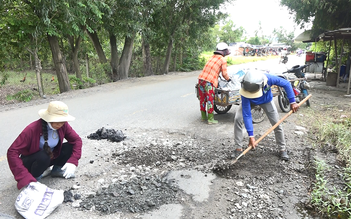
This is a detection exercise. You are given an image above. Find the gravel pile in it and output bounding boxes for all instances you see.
[79,174,184,214]
[66,127,319,218]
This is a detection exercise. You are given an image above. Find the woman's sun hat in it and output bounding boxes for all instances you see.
[38,101,75,122]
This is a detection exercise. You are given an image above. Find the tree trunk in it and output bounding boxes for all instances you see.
[86,31,108,63]
[87,30,113,80]
[86,54,89,78]
[173,44,177,72]
[162,37,173,74]
[29,53,33,70]
[142,37,153,76]
[179,47,183,66]
[110,33,119,80]
[68,35,82,80]
[33,48,44,97]
[117,35,135,80]
[47,34,71,93]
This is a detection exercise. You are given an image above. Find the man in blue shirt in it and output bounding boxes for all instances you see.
[233,71,299,161]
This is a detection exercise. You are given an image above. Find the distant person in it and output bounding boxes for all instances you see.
[7,101,82,189]
[232,71,299,161]
[198,42,231,124]
[281,47,287,57]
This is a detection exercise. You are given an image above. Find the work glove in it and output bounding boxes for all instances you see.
[61,163,76,179]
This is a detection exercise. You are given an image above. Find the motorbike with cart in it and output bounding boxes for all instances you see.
[195,75,267,124]
[279,55,288,64]
[276,64,311,112]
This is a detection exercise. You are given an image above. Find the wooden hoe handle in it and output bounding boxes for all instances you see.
[232,94,312,163]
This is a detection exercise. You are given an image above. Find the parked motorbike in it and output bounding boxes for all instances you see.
[277,64,311,112]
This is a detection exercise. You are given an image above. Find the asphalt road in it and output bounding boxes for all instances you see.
[0,54,306,216]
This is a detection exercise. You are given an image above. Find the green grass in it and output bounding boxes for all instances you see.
[300,106,351,218]
[199,52,279,66]
[1,70,98,102]
[1,70,57,87]
[1,70,59,102]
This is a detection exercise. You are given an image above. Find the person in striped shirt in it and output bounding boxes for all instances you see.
[198,42,232,124]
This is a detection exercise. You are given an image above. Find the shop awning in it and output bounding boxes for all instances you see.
[294,30,319,43]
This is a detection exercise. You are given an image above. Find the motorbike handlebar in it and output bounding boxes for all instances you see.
[286,64,311,73]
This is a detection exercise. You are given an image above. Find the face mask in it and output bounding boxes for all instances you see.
[47,122,57,131]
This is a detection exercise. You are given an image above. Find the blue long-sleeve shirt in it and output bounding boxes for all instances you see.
[242,73,296,137]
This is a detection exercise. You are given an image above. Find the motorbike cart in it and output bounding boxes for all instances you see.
[195,78,266,124]
[276,64,311,112]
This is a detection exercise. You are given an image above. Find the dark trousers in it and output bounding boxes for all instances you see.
[21,143,73,178]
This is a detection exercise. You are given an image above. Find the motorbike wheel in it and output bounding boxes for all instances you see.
[301,90,310,107]
[278,88,290,113]
[214,104,232,114]
[251,105,266,123]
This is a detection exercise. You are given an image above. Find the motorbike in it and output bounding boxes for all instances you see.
[279,55,288,64]
[277,64,311,112]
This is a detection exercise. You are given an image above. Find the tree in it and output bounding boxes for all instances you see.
[219,20,244,44]
[150,0,229,74]
[0,1,47,95]
[273,27,295,46]
[247,36,260,45]
[281,0,351,34]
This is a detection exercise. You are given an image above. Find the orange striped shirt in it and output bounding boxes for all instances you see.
[198,54,230,87]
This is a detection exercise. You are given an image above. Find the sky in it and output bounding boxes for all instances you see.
[221,0,311,40]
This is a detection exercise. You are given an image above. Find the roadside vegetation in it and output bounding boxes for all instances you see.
[0,54,279,103]
[298,105,351,218]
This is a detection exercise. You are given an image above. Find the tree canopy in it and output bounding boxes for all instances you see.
[1,0,311,95]
[281,0,351,34]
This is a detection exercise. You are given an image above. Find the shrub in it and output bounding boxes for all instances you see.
[69,75,97,90]
[0,72,9,86]
[7,89,34,102]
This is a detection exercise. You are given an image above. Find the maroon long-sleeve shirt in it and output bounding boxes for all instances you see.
[7,119,82,189]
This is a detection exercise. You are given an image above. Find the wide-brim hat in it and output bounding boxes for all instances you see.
[239,75,268,99]
[38,101,75,122]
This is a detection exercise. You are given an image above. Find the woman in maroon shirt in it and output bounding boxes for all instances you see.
[7,101,82,189]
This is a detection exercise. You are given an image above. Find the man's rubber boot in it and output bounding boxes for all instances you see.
[201,111,207,121]
[207,113,218,124]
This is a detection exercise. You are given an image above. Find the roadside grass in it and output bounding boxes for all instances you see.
[299,106,351,218]
[0,70,98,102]
[1,71,59,102]
[2,54,279,103]
[199,52,279,67]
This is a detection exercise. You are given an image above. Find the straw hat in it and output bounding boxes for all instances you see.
[239,71,268,99]
[38,101,75,122]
